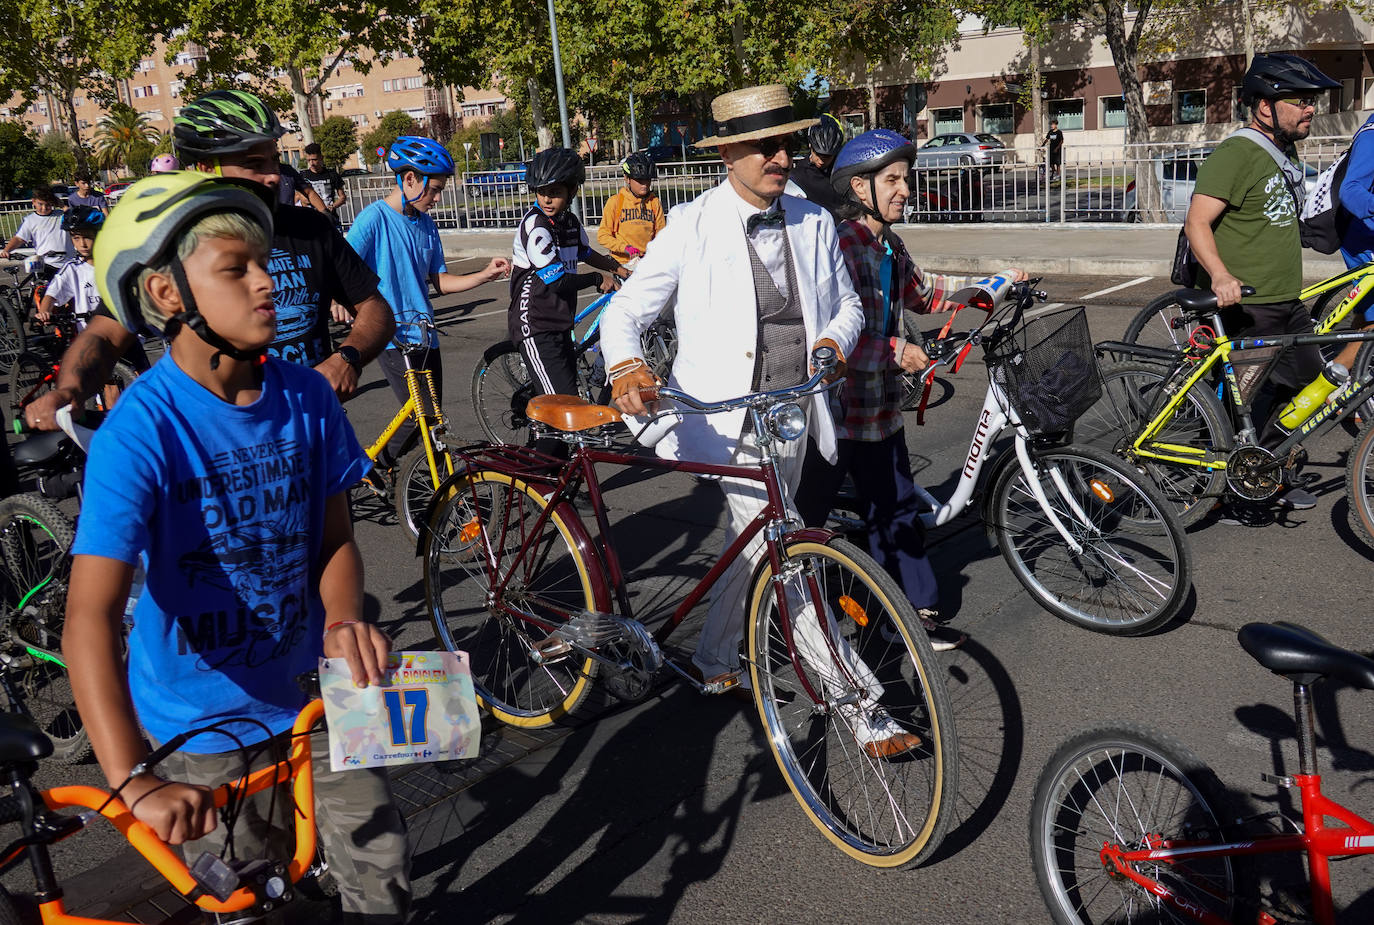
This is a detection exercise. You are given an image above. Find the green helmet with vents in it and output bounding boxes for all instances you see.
[173,89,286,163]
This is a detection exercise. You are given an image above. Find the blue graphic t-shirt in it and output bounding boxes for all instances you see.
[347,200,447,348]
[73,356,370,750]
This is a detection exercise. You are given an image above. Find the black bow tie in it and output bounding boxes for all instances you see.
[746,208,785,235]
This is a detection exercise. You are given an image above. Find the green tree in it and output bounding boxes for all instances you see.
[359,111,419,168]
[93,104,160,177]
[173,0,419,147]
[38,131,79,183]
[0,122,58,198]
[313,116,358,169]
[0,0,157,170]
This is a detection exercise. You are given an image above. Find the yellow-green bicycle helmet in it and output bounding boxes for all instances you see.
[94,171,274,361]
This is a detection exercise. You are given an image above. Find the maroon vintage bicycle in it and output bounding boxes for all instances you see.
[418,347,959,869]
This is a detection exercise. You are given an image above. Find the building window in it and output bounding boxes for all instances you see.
[1048,99,1084,131]
[1100,95,1125,128]
[979,103,1014,134]
[405,76,424,90]
[932,106,963,134]
[841,112,865,134]
[1176,89,1206,124]
[1232,87,1248,122]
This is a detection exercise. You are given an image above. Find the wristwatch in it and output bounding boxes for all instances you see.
[336,345,362,373]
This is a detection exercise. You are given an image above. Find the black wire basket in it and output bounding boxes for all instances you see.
[985,306,1102,434]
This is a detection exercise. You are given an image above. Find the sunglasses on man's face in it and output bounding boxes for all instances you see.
[1278,96,1318,109]
[741,136,796,160]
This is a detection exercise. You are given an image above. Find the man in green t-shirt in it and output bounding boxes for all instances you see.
[1184,52,1339,511]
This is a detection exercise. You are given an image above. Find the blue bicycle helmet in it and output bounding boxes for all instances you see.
[829,129,916,223]
[387,135,455,205]
[386,135,456,177]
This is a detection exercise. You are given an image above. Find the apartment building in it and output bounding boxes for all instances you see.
[1,38,508,171]
[828,3,1374,154]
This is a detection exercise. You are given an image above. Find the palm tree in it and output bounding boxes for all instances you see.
[93,104,161,176]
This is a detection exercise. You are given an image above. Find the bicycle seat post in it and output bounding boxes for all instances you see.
[1293,680,1320,776]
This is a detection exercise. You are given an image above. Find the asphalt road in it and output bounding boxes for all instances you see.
[15,270,1374,923]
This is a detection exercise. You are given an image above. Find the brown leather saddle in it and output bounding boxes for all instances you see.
[525,394,623,432]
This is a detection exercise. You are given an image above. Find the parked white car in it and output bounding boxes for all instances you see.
[915,133,1013,169]
[1122,148,1318,222]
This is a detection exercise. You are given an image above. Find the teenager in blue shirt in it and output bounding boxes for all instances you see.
[1336,112,1374,381]
[64,172,409,922]
[347,135,507,481]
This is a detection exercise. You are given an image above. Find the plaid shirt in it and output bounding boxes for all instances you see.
[835,219,985,442]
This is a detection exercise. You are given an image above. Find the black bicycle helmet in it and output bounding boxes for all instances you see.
[1242,53,1340,105]
[173,89,286,163]
[807,114,847,159]
[61,205,105,236]
[527,147,585,192]
[622,151,656,182]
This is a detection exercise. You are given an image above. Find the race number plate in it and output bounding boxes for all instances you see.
[320,651,480,772]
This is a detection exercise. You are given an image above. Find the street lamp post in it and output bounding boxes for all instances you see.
[545,0,579,215]
[629,90,639,152]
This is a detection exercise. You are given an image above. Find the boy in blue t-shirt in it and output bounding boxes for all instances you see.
[347,135,507,481]
[64,172,409,923]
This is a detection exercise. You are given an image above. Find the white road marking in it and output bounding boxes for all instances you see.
[1023,302,1065,320]
[1078,276,1153,301]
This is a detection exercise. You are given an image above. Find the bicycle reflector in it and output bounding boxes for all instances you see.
[766,403,807,441]
[838,594,869,627]
[1089,478,1115,503]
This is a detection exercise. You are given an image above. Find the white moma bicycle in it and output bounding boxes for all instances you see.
[888,279,1192,635]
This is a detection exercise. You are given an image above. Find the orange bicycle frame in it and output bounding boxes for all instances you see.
[34,699,323,923]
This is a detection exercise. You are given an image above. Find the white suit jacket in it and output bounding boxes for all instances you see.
[600,180,864,465]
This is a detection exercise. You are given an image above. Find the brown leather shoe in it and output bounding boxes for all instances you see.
[862,730,924,759]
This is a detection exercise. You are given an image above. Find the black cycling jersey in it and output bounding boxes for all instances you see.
[789,161,847,221]
[508,204,599,342]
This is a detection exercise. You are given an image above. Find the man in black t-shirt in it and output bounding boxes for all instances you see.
[23,96,395,431]
[1044,120,1064,180]
[300,142,347,229]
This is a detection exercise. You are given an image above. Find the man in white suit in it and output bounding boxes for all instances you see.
[602,86,921,756]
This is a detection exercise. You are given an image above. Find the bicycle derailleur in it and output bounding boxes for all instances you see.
[531,611,663,703]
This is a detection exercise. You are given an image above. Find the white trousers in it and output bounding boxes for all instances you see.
[692,434,881,702]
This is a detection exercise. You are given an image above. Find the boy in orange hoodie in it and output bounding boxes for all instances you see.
[597,151,666,264]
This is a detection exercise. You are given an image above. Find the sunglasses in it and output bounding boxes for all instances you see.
[1278,96,1318,109]
[740,135,796,160]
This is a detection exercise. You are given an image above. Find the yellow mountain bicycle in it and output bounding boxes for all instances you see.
[355,320,456,540]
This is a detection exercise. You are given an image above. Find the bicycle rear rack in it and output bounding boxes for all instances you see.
[456,443,565,482]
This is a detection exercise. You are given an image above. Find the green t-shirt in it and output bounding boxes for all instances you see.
[1192,135,1302,303]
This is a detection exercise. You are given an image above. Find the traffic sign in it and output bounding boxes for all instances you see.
[588,137,598,152]
[376,146,385,157]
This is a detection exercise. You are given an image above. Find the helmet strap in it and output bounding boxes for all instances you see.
[397,171,429,208]
[167,257,267,370]
[851,175,888,226]
[1253,101,1297,148]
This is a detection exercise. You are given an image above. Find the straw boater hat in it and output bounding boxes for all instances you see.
[695,84,820,147]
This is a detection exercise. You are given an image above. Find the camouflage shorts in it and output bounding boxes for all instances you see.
[161,725,411,923]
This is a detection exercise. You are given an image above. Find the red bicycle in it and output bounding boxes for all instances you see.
[1030,620,1374,924]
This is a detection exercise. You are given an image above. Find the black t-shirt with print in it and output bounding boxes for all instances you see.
[97,204,379,368]
[300,166,345,227]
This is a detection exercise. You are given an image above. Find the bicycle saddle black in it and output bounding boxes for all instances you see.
[1172,286,1258,314]
[1238,621,1374,690]
[12,432,68,469]
[0,712,54,763]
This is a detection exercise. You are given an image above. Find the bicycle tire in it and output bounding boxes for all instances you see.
[0,494,87,764]
[0,293,28,377]
[470,342,533,446]
[1030,723,1239,925]
[394,442,455,541]
[5,352,50,431]
[899,311,924,411]
[423,469,599,727]
[1345,418,1374,549]
[988,443,1191,635]
[1312,289,1374,424]
[1075,361,1233,527]
[93,360,138,413]
[0,886,23,925]
[1122,291,1197,352]
[745,536,958,868]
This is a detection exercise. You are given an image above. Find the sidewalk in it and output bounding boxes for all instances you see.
[440,222,1350,281]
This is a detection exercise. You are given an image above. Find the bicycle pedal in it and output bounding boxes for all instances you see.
[530,635,573,664]
[701,671,742,695]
